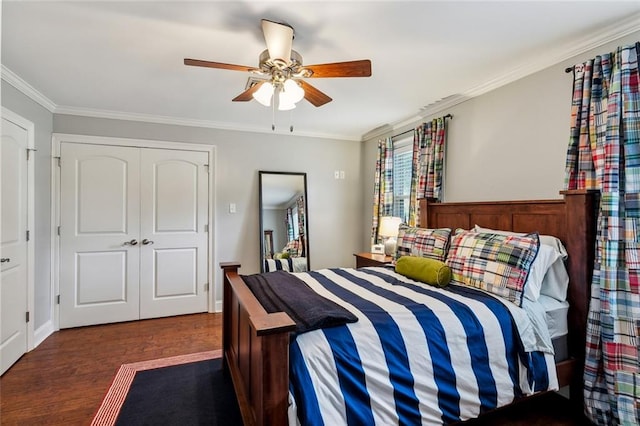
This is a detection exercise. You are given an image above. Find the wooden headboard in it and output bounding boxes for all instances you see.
[420,190,599,405]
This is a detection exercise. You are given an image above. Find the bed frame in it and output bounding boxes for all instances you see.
[220,190,598,426]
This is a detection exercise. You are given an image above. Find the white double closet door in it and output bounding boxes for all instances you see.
[59,143,209,328]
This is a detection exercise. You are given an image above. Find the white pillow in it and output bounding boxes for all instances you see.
[524,244,562,301]
[473,225,569,302]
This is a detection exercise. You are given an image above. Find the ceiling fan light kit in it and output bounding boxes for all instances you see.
[253,81,275,107]
[184,18,372,126]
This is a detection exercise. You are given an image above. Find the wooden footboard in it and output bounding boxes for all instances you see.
[220,262,295,426]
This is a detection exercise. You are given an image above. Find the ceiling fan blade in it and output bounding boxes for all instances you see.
[232,81,265,102]
[261,19,293,65]
[299,81,332,107]
[184,58,259,73]
[303,60,372,78]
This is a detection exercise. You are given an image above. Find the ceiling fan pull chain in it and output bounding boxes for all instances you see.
[272,100,276,131]
[289,109,294,132]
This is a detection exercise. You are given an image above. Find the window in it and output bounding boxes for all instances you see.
[392,135,413,223]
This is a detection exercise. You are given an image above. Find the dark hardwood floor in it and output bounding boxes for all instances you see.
[1,313,591,425]
[0,313,220,425]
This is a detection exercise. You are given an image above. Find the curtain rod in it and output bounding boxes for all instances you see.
[565,66,573,73]
[392,114,453,138]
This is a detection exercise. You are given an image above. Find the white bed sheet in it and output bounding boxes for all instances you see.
[538,294,569,339]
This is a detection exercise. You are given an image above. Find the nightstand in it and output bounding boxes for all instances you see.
[354,252,394,268]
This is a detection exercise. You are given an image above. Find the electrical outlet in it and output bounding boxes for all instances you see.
[229,203,236,213]
[340,171,345,179]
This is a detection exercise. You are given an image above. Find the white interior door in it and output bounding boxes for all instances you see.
[139,148,208,319]
[1,118,29,374]
[59,143,141,328]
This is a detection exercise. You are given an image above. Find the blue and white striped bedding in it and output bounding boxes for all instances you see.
[264,257,308,272]
[286,267,558,425]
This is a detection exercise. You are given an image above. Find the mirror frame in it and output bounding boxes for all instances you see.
[259,171,310,273]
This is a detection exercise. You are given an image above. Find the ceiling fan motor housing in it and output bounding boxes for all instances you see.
[258,49,311,80]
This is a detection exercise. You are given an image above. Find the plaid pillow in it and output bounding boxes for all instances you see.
[446,229,540,307]
[395,226,451,262]
[282,239,303,257]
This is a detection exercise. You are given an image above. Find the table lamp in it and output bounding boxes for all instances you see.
[378,216,403,256]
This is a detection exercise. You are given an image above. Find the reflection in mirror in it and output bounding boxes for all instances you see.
[259,171,310,273]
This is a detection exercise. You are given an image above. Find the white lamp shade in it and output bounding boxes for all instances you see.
[278,90,296,110]
[379,216,402,256]
[282,79,305,103]
[253,82,274,106]
[378,216,402,238]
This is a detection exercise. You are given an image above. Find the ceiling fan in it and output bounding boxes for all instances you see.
[184,19,372,109]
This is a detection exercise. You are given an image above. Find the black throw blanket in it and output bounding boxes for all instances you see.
[241,270,358,334]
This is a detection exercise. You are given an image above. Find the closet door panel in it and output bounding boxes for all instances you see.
[139,149,208,319]
[59,143,140,328]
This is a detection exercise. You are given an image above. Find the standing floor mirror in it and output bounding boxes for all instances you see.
[259,171,310,273]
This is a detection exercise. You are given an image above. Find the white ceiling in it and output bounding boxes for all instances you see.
[3,1,640,141]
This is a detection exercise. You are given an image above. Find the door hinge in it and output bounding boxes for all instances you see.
[57,294,60,304]
[57,226,61,236]
[204,164,209,173]
[26,148,37,161]
[26,230,30,242]
[53,156,61,167]
[204,283,209,292]
[26,311,30,323]
[204,224,208,233]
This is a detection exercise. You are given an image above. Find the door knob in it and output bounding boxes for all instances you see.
[123,239,138,246]
[0,258,10,263]
[142,239,154,245]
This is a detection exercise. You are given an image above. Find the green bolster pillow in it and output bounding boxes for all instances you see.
[395,256,452,288]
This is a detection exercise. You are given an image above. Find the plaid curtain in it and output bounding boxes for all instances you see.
[296,195,306,241]
[371,137,394,245]
[408,117,447,226]
[564,43,640,425]
[285,208,293,242]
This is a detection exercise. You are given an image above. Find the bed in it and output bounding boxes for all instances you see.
[264,256,308,272]
[220,190,598,425]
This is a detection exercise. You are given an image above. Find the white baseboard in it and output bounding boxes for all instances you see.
[33,320,55,349]
[214,300,222,313]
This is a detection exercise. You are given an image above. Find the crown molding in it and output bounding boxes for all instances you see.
[2,66,357,141]
[54,105,359,141]
[2,65,56,112]
[463,12,640,99]
[361,94,470,141]
[361,12,640,142]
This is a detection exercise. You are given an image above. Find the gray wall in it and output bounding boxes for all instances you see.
[5,28,639,342]
[2,81,53,332]
[263,208,288,254]
[360,30,640,250]
[52,115,362,308]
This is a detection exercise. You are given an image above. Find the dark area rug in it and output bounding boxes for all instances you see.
[92,351,242,426]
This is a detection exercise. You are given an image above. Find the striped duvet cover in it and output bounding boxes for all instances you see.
[286,267,558,425]
[264,257,308,272]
